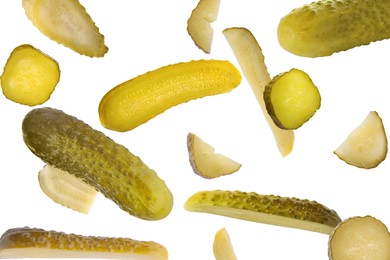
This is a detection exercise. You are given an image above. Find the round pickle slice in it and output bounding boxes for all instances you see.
[22,107,173,220]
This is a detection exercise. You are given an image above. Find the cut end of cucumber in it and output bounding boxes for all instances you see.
[334,111,388,169]
[329,216,390,260]
[264,68,321,130]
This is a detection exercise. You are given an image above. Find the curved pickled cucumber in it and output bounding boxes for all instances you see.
[99,60,241,132]
[22,107,173,220]
[0,227,168,259]
[264,69,321,129]
[278,0,390,57]
[184,190,342,234]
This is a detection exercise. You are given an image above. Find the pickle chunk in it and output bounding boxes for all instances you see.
[22,107,173,220]
[0,227,168,259]
[1,44,60,106]
[264,69,321,129]
[184,190,341,234]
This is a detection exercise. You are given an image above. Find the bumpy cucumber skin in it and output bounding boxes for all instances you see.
[22,107,173,220]
[0,227,168,257]
[278,0,390,57]
[185,190,341,229]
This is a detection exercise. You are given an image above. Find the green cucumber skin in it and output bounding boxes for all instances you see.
[278,0,390,57]
[22,107,173,220]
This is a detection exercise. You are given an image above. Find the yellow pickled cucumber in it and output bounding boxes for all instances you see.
[263,69,321,129]
[0,227,168,259]
[1,44,60,106]
[22,0,107,57]
[184,190,342,234]
[22,107,173,220]
[213,228,238,260]
[278,0,390,57]
[328,216,390,260]
[99,60,241,132]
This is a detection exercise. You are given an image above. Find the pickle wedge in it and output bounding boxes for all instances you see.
[328,216,390,260]
[22,107,173,220]
[0,227,168,259]
[213,228,238,260]
[184,190,341,234]
[187,0,221,53]
[334,111,388,169]
[22,0,107,57]
[263,68,321,129]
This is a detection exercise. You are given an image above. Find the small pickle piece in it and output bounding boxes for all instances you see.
[328,216,390,260]
[99,60,241,132]
[213,228,238,260]
[263,68,321,129]
[0,227,168,259]
[223,27,294,157]
[334,111,388,169]
[1,44,60,106]
[187,133,241,179]
[278,0,390,57]
[187,0,221,53]
[184,190,341,234]
[38,164,98,214]
[22,107,173,220]
[22,0,107,57]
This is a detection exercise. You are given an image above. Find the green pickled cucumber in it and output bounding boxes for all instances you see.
[278,0,390,57]
[184,190,342,234]
[0,227,168,259]
[22,107,173,220]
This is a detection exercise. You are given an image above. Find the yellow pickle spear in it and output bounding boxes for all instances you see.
[184,190,342,234]
[0,227,168,259]
[22,0,108,57]
[22,107,173,220]
[99,60,241,132]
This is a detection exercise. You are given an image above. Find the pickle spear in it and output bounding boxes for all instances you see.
[22,107,173,220]
[184,190,341,234]
[0,227,168,259]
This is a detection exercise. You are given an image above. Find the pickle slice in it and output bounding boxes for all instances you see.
[38,164,98,214]
[1,44,60,106]
[213,228,237,260]
[263,68,321,129]
[184,190,341,234]
[22,107,173,220]
[0,227,168,259]
[329,216,390,260]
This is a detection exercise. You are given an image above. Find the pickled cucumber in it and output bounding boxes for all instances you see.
[22,107,173,220]
[263,69,321,129]
[278,0,390,57]
[184,190,342,234]
[0,227,168,259]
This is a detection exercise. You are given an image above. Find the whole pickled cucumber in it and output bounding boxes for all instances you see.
[278,0,390,57]
[22,107,173,220]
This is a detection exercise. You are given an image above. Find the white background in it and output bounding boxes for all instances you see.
[1,1,390,259]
